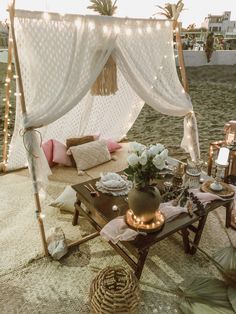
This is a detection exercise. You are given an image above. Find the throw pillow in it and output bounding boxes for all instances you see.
[66,135,95,149]
[105,138,122,153]
[69,139,111,172]
[53,140,72,167]
[50,185,76,214]
[42,139,54,167]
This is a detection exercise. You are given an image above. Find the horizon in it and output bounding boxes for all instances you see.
[0,0,236,28]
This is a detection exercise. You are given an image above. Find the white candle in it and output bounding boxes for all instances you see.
[216,147,229,166]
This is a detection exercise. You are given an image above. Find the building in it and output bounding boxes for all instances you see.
[0,21,8,48]
[202,11,236,38]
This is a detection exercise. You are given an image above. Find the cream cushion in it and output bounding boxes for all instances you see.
[69,140,111,173]
[50,185,76,213]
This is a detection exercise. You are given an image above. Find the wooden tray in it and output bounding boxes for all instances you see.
[125,209,165,233]
[201,180,235,199]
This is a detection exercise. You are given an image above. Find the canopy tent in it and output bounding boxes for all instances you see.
[1,1,200,254]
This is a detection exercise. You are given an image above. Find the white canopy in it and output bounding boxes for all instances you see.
[7,10,200,192]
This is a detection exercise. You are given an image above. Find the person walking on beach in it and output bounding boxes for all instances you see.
[205,32,214,63]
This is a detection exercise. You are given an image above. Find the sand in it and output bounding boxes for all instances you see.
[0,63,236,163]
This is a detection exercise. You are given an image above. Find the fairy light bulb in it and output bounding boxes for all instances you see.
[88,21,95,31]
[5,78,10,83]
[165,20,170,27]
[146,25,152,33]
[114,25,120,34]
[75,19,81,29]
[125,28,132,36]
[43,12,50,21]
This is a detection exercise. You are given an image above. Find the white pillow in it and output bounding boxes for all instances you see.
[50,186,76,214]
[69,139,111,173]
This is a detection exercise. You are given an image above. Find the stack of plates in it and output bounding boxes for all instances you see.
[97,173,130,193]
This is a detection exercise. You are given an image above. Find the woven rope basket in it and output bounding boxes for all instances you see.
[90,266,140,314]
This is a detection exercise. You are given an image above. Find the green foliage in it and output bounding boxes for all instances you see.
[87,0,117,16]
[124,160,161,189]
[155,0,184,19]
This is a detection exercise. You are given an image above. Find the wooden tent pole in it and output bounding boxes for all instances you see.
[173,20,189,93]
[8,0,49,256]
[2,28,13,171]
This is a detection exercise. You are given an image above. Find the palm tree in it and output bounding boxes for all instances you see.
[87,0,117,16]
[154,0,184,19]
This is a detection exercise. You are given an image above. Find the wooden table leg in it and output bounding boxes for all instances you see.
[190,215,208,255]
[225,201,233,228]
[135,248,149,280]
[181,228,190,253]
[72,200,81,226]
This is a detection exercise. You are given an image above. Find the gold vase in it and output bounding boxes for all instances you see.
[128,186,161,223]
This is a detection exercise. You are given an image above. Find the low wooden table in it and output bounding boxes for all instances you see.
[72,178,233,279]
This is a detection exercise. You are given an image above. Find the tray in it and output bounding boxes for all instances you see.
[125,209,165,233]
[201,180,235,199]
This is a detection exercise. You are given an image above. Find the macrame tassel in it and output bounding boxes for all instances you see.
[91,55,118,96]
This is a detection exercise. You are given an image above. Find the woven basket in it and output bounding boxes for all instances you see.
[90,266,140,314]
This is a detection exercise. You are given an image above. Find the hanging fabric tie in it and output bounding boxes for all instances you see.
[88,0,118,96]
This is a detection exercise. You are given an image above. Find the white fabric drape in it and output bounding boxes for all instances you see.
[7,11,200,191]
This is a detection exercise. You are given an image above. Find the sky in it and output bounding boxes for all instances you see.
[0,0,236,28]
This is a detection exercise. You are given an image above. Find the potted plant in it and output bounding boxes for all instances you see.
[125,142,168,223]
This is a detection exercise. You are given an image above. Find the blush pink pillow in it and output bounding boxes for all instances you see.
[42,140,54,167]
[53,140,72,167]
[106,139,122,153]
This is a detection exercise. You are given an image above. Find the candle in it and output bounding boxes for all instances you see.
[216,147,229,166]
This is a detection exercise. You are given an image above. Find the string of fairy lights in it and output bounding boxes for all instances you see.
[1,12,189,169]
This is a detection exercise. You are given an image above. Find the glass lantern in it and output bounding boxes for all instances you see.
[224,120,236,145]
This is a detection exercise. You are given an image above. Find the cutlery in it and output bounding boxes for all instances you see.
[89,183,100,197]
[84,184,96,196]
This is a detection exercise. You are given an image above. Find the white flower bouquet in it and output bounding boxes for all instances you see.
[125,142,168,188]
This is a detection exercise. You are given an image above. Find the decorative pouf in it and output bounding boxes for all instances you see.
[90,266,140,314]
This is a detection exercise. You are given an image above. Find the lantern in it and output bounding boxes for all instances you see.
[224,121,236,181]
[224,120,236,145]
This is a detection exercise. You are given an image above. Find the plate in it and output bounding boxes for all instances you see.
[101,183,128,191]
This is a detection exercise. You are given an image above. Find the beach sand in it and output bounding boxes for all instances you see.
[0,63,236,163]
[128,65,236,161]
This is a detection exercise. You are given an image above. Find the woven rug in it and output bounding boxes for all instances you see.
[0,173,235,313]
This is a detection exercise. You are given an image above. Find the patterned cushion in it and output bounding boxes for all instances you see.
[66,135,95,149]
[69,140,111,172]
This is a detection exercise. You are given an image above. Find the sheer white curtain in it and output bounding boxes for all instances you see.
[14,11,117,191]
[116,19,200,161]
[9,12,200,192]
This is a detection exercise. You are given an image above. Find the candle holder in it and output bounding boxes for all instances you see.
[210,147,229,191]
[210,162,228,191]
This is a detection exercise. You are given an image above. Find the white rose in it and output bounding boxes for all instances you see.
[148,144,165,156]
[127,153,139,167]
[153,154,165,170]
[160,148,168,160]
[129,142,146,154]
[139,150,148,166]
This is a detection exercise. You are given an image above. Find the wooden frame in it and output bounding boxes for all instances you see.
[7,0,48,255]
[1,1,190,257]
